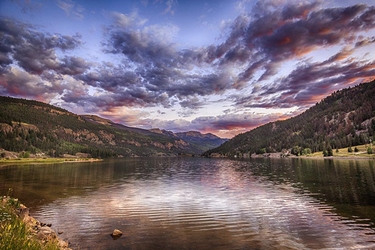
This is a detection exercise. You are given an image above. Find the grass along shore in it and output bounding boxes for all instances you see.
[0,149,102,166]
[0,157,102,165]
[308,144,375,158]
[245,144,374,159]
[0,196,70,250]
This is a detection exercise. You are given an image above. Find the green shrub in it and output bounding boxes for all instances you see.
[368,147,373,154]
[302,148,312,155]
[327,146,333,156]
[0,197,61,250]
[19,152,30,158]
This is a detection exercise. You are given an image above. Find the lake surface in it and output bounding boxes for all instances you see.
[1,157,375,249]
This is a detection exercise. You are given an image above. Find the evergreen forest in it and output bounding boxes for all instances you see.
[204,80,375,157]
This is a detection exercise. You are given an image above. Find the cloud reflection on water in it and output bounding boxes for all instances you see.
[29,158,375,249]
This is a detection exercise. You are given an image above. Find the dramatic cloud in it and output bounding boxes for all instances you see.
[212,2,375,111]
[99,1,375,112]
[0,17,82,75]
[87,18,237,109]
[0,16,85,101]
[1,0,375,138]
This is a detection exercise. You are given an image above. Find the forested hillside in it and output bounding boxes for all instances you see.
[0,96,226,158]
[204,80,375,157]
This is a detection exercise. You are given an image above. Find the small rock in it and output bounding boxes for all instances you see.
[111,229,123,240]
[111,229,123,236]
[17,204,29,219]
[36,226,56,241]
[40,226,56,236]
[57,240,69,249]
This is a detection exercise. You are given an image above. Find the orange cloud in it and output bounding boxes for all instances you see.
[279,36,291,45]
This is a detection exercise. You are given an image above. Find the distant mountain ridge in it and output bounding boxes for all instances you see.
[150,128,229,154]
[0,96,227,157]
[204,80,375,157]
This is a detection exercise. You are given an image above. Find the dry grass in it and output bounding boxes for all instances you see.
[0,157,101,166]
[309,144,375,158]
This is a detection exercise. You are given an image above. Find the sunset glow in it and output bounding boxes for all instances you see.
[1,0,375,138]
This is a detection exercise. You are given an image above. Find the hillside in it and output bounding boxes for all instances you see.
[0,96,227,158]
[204,80,375,157]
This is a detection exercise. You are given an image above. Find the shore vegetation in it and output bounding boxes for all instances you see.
[310,144,374,158]
[0,194,62,250]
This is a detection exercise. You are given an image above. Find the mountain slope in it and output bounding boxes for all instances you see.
[204,80,375,157]
[0,96,226,157]
[150,129,228,153]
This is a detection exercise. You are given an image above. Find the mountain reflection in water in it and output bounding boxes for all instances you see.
[0,157,374,249]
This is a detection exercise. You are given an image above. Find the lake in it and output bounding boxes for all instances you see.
[1,157,375,249]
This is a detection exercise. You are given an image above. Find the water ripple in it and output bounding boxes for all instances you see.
[27,158,375,250]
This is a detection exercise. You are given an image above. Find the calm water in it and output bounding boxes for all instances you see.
[1,157,375,249]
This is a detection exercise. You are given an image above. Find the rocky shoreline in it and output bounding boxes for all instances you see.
[11,199,71,250]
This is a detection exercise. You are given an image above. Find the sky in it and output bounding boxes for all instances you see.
[1,0,375,138]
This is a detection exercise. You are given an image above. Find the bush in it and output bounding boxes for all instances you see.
[327,146,333,156]
[256,148,266,154]
[0,197,61,250]
[291,146,302,156]
[19,152,30,158]
[323,150,328,157]
[348,146,353,153]
[368,147,373,154]
[303,148,312,155]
